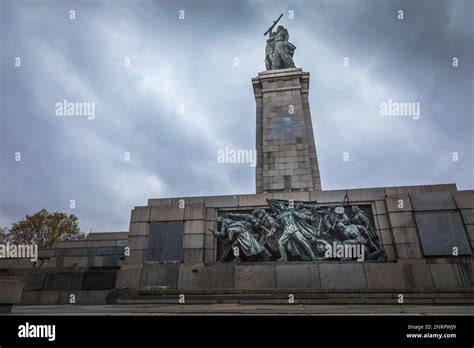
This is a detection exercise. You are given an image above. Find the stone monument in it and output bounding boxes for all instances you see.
[1,19,472,307]
[255,18,320,193]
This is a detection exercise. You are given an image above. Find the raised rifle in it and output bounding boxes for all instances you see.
[264,13,283,36]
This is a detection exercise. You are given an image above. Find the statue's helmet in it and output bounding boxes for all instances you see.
[277,25,284,32]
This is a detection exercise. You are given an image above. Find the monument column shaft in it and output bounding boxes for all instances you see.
[253,68,321,193]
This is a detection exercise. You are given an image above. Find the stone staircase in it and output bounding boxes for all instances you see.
[110,288,474,305]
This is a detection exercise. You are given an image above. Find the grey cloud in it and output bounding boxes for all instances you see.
[1,0,472,232]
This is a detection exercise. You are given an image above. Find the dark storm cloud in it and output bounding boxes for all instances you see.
[1,0,472,232]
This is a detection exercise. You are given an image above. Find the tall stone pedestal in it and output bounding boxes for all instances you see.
[252,68,321,193]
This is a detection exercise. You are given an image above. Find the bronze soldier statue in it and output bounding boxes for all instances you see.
[264,15,296,70]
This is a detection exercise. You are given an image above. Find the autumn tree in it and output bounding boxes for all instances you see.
[0,227,8,243]
[3,209,85,248]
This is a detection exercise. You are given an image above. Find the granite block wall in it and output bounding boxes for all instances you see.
[0,232,127,296]
[1,184,471,295]
[137,184,472,290]
[253,69,321,193]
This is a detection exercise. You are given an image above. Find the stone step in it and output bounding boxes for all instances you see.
[112,288,474,305]
[116,298,474,305]
[16,289,474,306]
[117,294,474,302]
[129,288,474,295]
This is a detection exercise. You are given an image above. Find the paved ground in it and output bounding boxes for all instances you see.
[6,304,474,315]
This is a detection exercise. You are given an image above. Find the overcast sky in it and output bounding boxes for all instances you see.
[1,0,473,232]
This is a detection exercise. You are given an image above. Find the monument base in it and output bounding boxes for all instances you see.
[119,183,473,293]
[1,184,473,306]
